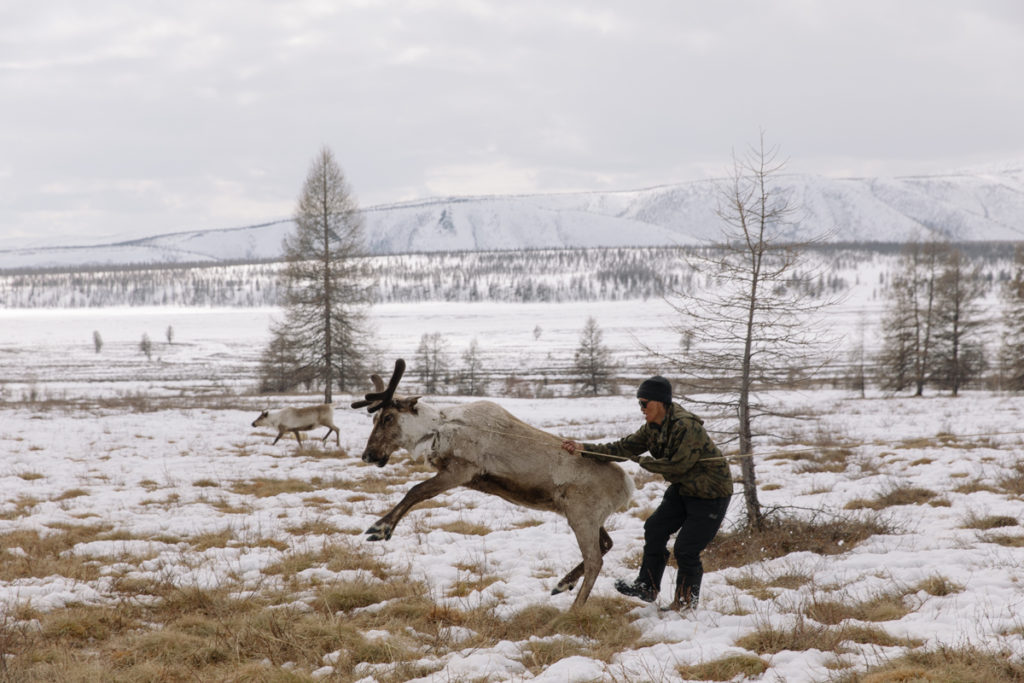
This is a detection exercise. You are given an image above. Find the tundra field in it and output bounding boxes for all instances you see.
[2,300,1024,682]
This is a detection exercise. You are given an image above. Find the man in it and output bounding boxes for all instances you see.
[561,375,733,610]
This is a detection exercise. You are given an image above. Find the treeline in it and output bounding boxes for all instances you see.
[0,245,872,309]
[872,241,1024,395]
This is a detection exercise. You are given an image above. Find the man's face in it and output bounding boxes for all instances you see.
[639,398,667,424]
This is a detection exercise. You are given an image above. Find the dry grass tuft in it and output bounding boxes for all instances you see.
[913,574,963,597]
[726,570,813,601]
[804,589,913,625]
[997,461,1024,496]
[985,533,1024,548]
[436,519,493,536]
[229,477,318,497]
[284,518,342,536]
[837,644,1024,683]
[735,615,920,655]
[704,511,895,570]
[845,483,937,510]
[961,511,1019,531]
[0,525,121,582]
[677,654,770,681]
[952,479,1000,495]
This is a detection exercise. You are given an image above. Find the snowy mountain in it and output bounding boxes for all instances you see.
[3,162,1024,270]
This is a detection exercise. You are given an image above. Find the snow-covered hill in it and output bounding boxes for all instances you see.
[3,162,1024,270]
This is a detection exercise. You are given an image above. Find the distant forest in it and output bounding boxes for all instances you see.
[0,244,1014,309]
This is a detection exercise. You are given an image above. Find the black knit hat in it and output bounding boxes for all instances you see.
[636,375,672,404]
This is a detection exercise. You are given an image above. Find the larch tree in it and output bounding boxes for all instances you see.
[259,147,375,402]
[930,248,988,395]
[459,338,486,396]
[416,332,450,394]
[1000,245,1024,391]
[652,135,837,529]
[573,316,618,397]
[907,240,945,396]
[877,268,919,393]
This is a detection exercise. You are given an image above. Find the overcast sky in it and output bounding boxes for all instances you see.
[3,1,1024,249]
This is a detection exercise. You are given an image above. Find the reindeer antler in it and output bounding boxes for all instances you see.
[351,359,406,413]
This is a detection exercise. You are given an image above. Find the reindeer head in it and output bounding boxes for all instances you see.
[352,359,421,467]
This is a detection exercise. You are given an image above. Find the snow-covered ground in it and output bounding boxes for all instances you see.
[2,302,1023,681]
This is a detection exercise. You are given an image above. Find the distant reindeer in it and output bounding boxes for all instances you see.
[352,359,634,610]
[252,405,340,447]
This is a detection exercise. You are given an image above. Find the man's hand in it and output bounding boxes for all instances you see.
[638,454,656,466]
[561,440,581,456]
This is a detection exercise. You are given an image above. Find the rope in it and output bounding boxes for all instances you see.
[463,423,1024,466]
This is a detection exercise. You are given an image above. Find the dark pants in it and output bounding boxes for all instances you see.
[637,484,731,591]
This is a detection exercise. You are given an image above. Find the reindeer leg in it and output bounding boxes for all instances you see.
[552,527,612,596]
[326,425,340,446]
[366,465,472,541]
[564,518,606,610]
[272,430,283,445]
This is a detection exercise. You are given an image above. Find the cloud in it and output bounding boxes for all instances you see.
[2,0,1024,248]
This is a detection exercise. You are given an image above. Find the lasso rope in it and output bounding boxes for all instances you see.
[465,424,1024,464]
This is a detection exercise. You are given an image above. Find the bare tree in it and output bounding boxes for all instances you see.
[140,333,153,361]
[165,325,175,345]
[92,330,103,354]
[259,147,375,402]
[416,332,451,394]
[931,248,988,395]
[459,338,486,396]
[1000,245,1024,391]
[880,239,946,395]
[653,135,837,529]
[573,316,618,396]
[878,269,918,392]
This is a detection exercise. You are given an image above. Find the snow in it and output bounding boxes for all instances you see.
[2,302,1024,681]
[3,162,1024,269]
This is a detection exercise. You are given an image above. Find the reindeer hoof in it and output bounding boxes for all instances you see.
[365,523,392,541]
[551,580,577,595]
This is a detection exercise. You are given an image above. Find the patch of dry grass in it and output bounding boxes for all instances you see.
[997,461,1024,496]
[0,494,41,520]
[0,525,122,582]
[677,654,770,681]
[804,589,913,625]
[837,644,1024,683]
[704,511,896,571]
[284,518,343,536]
[913,574,963,597]
[726,570,813,601]
[961,511,1019,531]
[436,519,493,536]
[985,533,1024,548]
[735,615,921,655]
[952,479,1001,495]
[845,483,938,510]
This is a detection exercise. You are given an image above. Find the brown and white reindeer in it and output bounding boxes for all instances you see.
[252,405,341,447]
[351,359,634,610]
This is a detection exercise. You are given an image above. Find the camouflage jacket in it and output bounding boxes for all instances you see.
[583,403,734,499]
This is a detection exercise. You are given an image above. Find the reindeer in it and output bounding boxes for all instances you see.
[252,405,341,447]
[351,359,634,610]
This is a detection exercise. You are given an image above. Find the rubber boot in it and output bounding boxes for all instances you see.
[614,550,668,602]
[669,574,701,611]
